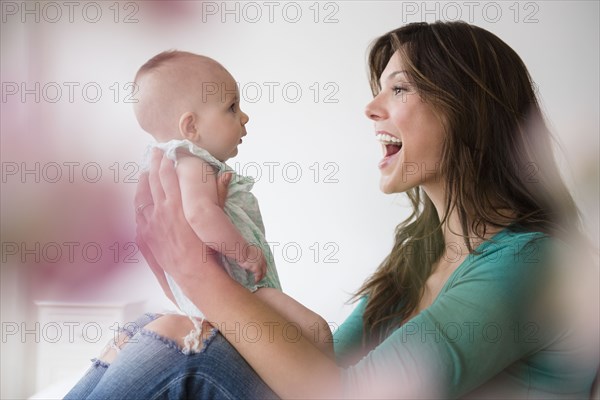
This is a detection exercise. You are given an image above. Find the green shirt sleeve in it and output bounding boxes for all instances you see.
[333,297,368,366]
[341,230,556,398]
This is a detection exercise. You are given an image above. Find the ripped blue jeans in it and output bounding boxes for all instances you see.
[64,313,278,399]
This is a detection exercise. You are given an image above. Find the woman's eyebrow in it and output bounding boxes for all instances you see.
[381,70,408,85]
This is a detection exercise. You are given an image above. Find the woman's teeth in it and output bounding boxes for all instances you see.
[376,133,402,144]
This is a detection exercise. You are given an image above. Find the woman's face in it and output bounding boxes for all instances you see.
[365,51,446,194]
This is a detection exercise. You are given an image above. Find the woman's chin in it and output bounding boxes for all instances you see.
[379,177,398,194]
[380,175,413,194]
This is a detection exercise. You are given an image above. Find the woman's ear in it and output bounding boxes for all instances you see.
[178,112,200,141]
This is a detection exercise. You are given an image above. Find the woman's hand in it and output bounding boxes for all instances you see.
[134,171,176,304]
[134,149,231,294]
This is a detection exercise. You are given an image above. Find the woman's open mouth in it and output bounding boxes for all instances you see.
[376,133,402,169]
[384,143,402,156]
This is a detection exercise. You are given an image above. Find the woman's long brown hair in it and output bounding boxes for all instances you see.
[354,21,583,342]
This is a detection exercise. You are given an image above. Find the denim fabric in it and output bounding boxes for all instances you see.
[64,313,278,399]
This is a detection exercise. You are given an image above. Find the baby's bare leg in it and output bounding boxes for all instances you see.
[254,288,334,359]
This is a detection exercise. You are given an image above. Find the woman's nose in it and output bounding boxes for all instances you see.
[364,96,385,121]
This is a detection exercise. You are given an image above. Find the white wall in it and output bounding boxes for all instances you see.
[1,1,598,398]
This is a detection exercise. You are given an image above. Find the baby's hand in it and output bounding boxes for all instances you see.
[239,245,267,283]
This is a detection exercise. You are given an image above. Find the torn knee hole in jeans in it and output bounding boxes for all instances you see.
[141,317,219,355]
[95,332,129,364]
[95,313,161,363]
[92,313,217,365]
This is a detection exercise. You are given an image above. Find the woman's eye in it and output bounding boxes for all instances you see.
[392,86,406,95]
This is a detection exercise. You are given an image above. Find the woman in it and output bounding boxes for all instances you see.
[66,21,598,399]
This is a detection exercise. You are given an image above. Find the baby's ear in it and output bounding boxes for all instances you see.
[178,112,200,141]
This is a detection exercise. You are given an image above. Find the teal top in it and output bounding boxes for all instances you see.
[335,228,598,399]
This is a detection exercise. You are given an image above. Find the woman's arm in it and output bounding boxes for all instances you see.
[254,287,335,359]
[136,150,342,399]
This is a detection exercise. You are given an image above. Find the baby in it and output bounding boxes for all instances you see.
[133,51,333,356]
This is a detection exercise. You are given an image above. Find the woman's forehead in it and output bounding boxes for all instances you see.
[379,52,408,83]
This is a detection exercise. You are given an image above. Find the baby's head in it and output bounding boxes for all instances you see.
[133,50,248,162]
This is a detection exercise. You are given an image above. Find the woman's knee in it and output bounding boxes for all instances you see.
[143,314,194,348]
[144,314,215,350]
[96,313,215,362]
[97,312,162,363]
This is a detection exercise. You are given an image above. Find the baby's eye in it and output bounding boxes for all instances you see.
[229,102,237,112]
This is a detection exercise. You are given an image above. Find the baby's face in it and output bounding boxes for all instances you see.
[187,67,249,162]
[134,56,249,162]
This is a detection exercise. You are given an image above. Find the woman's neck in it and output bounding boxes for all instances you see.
[422,183,507,260]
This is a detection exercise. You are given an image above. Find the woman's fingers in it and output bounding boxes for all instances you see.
[158,153,183,204]
[134,171,151,205]
[136,232,176,304]
[217,172,232,209]
[134,172,154,217]
[148,149,167,204]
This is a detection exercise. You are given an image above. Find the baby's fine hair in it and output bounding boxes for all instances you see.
[134,50,214,83]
